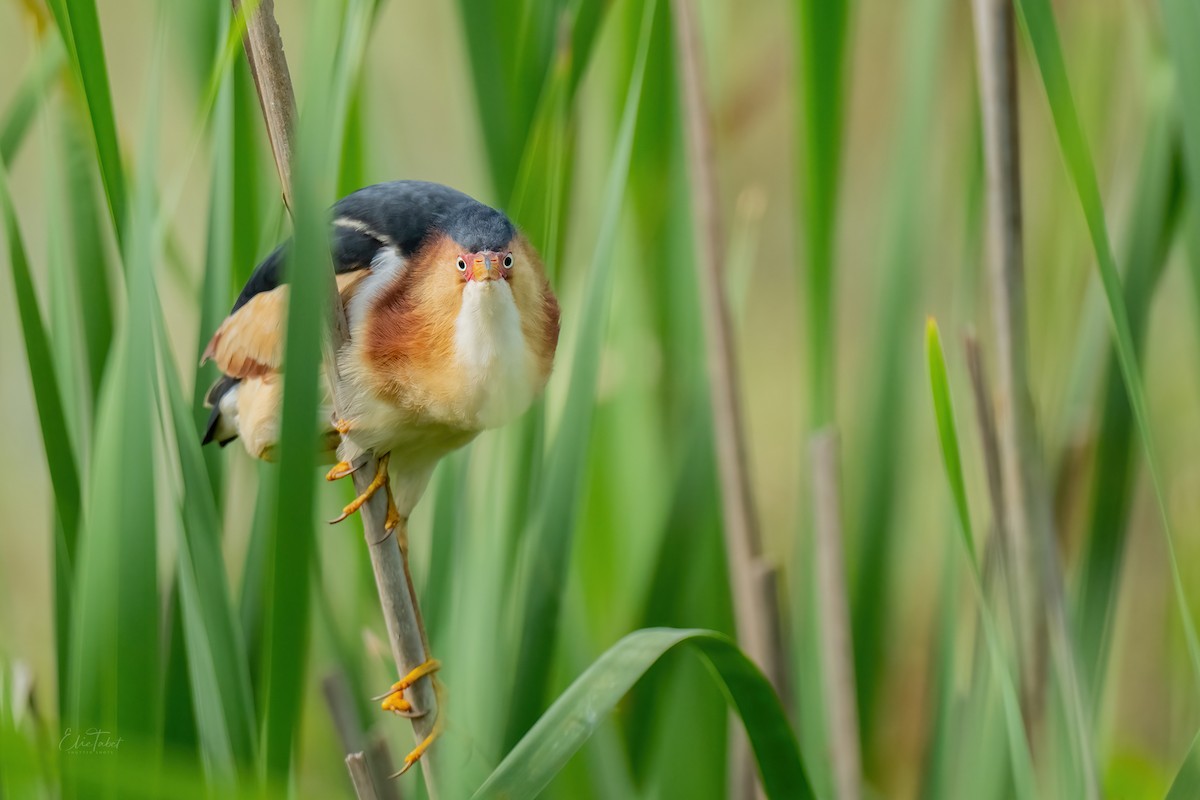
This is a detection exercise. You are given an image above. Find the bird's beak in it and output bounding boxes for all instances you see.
[471,254,499,282]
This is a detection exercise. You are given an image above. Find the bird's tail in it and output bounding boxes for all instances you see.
[202,374,241,447]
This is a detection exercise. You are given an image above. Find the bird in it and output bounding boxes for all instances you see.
[200,179,560,773]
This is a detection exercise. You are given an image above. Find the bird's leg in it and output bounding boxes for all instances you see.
[374,660,444,777]
[329,452,391,524]
[384,481,402,533]
[333,417,353,436]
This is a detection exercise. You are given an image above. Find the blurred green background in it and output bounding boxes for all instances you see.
[2,0,1200,797]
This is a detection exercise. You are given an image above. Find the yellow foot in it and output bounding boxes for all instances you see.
[333,417,353,436]
[329,453,390,524]
[377,658,441,714]
[395,712,444,777]
[377,662,445,777]
[325,460,359,481]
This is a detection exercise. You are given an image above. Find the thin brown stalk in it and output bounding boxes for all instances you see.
[231,1,438,795]
[670,0,786,796]
[811,431,862,800]
[968,3,1098,794]
[967,0,1042,728]
[965,334,1037,741]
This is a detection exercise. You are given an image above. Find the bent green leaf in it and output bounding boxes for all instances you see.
[476,628,812,800]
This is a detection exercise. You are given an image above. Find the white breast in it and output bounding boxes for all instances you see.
[455,280,536,429]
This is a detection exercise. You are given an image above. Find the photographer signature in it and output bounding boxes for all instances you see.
[59,728,123,755]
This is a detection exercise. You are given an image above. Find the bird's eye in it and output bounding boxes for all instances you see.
[503,254,513,269]
[456,257,467,272]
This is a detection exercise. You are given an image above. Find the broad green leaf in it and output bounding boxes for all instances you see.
[503,0,658,750]
[476,628,812,800]
[1014,0,1200,686]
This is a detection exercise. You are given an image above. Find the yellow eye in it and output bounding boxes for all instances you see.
[456,257,467,272]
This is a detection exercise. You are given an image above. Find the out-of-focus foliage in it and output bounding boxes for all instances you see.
[1,0,1200,797]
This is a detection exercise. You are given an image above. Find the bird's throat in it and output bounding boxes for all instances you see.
[453,281,535,429]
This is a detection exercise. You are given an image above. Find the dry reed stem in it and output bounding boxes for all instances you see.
[230,1,438,795]
[968,0,1043,729]
[811,430,862,800]
[670,0,787,795]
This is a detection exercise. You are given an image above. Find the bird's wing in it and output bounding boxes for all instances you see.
[203,181,493,401]
[202,271,369,378]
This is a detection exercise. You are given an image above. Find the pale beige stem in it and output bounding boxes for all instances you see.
[812,431,862,800]
[669,0,787,797]
[231,1,438,795]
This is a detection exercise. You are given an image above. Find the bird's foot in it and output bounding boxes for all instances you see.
[375,660,444,777]
[333,417,353,436]
[329,453,390,524]
[325,460,360,481]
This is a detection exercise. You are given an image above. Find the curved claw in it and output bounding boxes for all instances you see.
[326,460,361,481]
[389,677,446,778]
[328,453,390,525]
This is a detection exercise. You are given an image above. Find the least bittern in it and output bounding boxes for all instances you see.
[201,180,560,773]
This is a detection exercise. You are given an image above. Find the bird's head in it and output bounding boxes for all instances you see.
[369,215,558,428]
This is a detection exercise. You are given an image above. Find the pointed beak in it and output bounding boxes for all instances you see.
[471,254,499,282]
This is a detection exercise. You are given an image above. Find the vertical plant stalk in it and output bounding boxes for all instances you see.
[964,334,1032,740]
[230,1,439,795]
[968,3,1097,793]
[345,753,381,800]
[967,0,1043,728]
[811,431,862,800]
[670,0,786,794]
[323,673,400,800]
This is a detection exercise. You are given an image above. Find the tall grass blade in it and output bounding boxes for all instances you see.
[795,0,848,427]
[46,0,128,243]
[503,0,658,749]
[158,320,259,782]
[1166,728,1200,800]
[925,318,1035,796]
[1014,0,1200,685]
[851,0,946,743]
[0,34,65,165]
[456,0,606,199]
[478,629,812,800]
[1076,104,1181,700]
[1161,0,1200,275]
[0,159,84,725]
[256,0,346,780]
[65,35,167,794]
[59,93,116,407]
